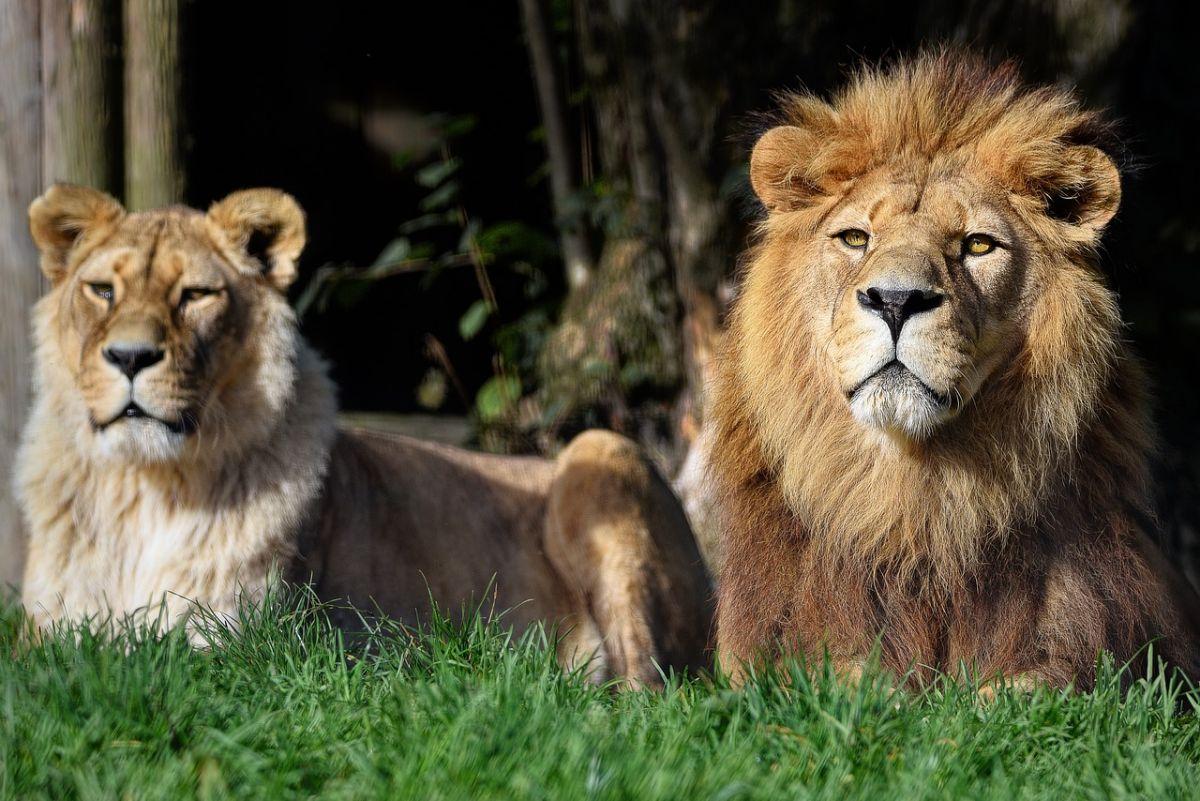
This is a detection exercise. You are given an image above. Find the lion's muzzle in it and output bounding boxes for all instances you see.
[855,285,944,342]
[837,253,965,438]
[102,342,164,379]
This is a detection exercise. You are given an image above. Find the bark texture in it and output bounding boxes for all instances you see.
[0,0,44,591]
[530,1,735,472]
[123,0,183,209]
[42,0,118,188]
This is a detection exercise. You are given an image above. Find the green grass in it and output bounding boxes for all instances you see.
[2,593,1198,801]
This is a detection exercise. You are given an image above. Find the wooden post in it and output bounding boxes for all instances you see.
[42,0,119,189]
[123,0,183,210]
[0,0,44,593]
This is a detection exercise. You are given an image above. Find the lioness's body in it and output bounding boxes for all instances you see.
[303,427,712,675]
[307,431,562,632]
[17,186,712,685]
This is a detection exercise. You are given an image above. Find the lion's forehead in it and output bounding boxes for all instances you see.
[80,217,230,291]
[831,172,1017,242]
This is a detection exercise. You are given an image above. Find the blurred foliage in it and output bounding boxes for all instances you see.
[294,101,684,454]
[534,238,681,437]
[297,115,562,436]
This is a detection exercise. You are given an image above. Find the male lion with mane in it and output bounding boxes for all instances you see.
[16,185,712,687]
[711,52,1200,690]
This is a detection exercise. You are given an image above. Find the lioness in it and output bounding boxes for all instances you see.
[711,53,1200,690]
[16,184,713,686]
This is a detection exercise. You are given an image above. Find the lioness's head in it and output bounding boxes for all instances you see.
[28,185,308,463]
[741,53,1121,442]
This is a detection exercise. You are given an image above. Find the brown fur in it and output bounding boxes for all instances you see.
[712,52,1200,689]
[17,185,713,686]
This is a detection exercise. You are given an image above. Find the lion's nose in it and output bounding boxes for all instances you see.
[856,286,943,342]
[103,343,165,379]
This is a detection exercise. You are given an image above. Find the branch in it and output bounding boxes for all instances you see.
[519,0,594,289]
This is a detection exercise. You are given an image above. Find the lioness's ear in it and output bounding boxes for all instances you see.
[28,184,125,284]
[207,189,306,291]
[1042,145,1121,235]
[750,125,823,212]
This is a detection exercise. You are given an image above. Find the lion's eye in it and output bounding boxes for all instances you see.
[964,234,997,256]
[87,282,114,302]
[838,229,870,249]
[180,287,220,305]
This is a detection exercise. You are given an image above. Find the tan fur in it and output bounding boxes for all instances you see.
[712,52,1200,689]
[16,185,712,686]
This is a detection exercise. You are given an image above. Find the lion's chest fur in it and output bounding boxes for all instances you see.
[715,446,1200,686]
[711,375,1200,686]
[19,447,304,630]
[15,354,336,632]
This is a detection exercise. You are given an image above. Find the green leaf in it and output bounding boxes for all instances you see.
[440,114,477,138]
[370,238,411,270]
[390,151,415,171]
[475,221,555,260]
[459,299,492,341]
[420,181,460,212]
[415,368,448,410]
[415,158,461,189]
[458,218,482,255]
[397,211,457,235]
[475,375,521,422]
[293,265,338,318]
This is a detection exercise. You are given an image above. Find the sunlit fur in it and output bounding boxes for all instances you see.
[711,52,1200,689]
[18,186,335,632]
[16,186,712,687]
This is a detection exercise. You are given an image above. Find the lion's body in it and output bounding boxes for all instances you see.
[16,186,712,686]
[712,362,1200,687]
[712,53,1200,689]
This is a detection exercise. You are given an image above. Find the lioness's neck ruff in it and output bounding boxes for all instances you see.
[18,291,336,632]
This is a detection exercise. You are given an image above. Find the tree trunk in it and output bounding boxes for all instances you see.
[519,0,594,290]
[554,1,732,452]
[542,1,735,565]
[647,51,727,444]
[123,0,183,209]
[0,0,44,592]
[532,0,684,464]
[41,0,119,189]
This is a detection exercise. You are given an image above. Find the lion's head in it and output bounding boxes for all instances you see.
[28,185,310,464]
[716,53,1149,578]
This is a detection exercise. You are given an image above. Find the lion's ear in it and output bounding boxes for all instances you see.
[207,189,306,291]
[1042,145,1121,236]
[28,184,125,284]
[750,125,824,212]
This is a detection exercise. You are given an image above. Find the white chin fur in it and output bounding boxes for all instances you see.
[93,418,190,463]
[849,370,952,439]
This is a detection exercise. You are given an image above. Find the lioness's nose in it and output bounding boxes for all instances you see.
[103,343,164,379]
[856,286,943,342]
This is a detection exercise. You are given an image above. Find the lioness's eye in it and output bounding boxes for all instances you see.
[837,229,869,249]
[964,234,996,256]
[180,287,220,304]
[87,282,114,302]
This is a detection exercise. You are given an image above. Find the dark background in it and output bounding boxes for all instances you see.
[188,2,549,410]
[176,0,1199,575]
